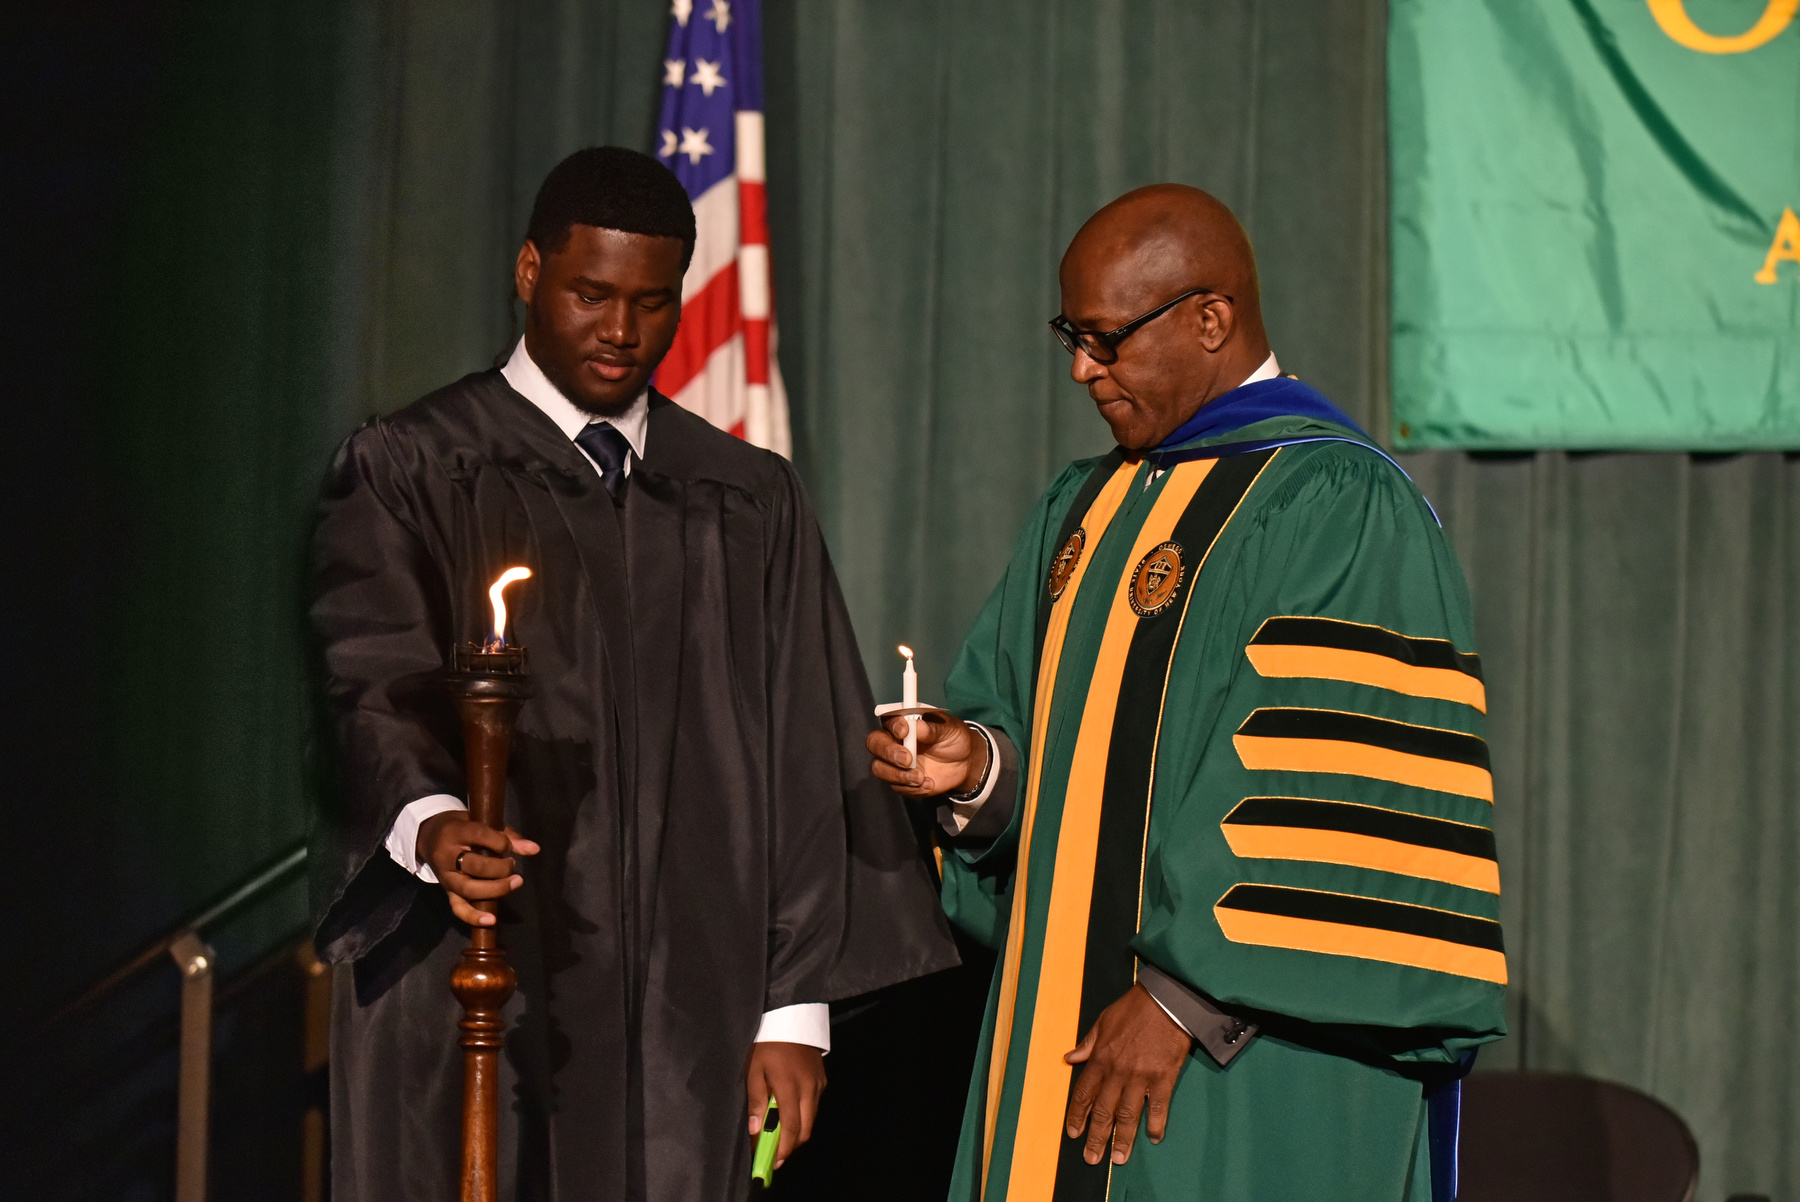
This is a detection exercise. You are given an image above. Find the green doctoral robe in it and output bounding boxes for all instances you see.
[938,395,1508,1202]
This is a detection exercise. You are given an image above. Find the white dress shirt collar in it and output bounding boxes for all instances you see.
[501,338,648,470]
[1241,351,1281,388]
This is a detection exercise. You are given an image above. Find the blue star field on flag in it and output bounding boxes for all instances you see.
[659,0,764,203]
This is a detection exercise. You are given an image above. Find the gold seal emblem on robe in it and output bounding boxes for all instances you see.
[1130,540,1185,617]
[1047,528,1085,600]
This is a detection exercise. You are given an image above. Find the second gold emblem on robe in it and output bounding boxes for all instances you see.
[1130,541,1185,617]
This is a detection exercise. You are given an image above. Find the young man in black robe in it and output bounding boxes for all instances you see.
[308,147,958,1202]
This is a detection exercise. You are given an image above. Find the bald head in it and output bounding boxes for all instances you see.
[1058,185,1271,449]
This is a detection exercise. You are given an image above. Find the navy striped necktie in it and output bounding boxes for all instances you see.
[574,421,632,500]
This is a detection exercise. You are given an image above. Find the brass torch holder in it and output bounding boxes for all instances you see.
[443,643,534,1202]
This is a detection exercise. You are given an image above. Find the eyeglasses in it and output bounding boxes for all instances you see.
[1048,287,1222,364]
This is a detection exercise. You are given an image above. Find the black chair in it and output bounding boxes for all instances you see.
[1459,1071,1699,1202]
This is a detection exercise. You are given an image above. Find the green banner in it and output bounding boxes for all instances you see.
[1390,0,1800,449]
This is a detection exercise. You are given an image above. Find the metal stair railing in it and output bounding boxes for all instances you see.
[41,841,309,1202]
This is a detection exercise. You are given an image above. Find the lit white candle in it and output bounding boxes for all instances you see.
[898,644,918,762]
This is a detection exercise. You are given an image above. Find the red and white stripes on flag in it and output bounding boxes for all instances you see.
[656,0,791,455]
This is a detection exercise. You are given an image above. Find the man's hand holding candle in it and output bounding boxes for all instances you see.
[417,812,540,927]
[867,713,989,797]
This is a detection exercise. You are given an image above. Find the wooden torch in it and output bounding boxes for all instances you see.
[444,567,536,1202]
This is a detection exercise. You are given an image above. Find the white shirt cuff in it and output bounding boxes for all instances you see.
[385,794,468,883]
[753,1002,831,1053]
[939,722,1001,835]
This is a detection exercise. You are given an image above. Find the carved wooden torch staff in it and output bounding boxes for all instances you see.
[444,567,536,1202]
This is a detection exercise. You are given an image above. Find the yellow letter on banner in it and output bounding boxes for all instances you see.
[1648,0,1798,52]
[1756,208,1800,283]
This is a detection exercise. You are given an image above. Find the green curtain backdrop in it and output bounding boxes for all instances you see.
[17,2,1796,1200]
[323,0,667,431]
[1408,448,1800,1195]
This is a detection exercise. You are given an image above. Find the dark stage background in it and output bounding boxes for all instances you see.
[7,3,1796,1200]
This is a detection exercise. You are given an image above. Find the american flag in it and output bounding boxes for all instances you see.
[655,0,791,455]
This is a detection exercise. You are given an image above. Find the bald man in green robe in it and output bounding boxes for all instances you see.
[870,186,1507,1202]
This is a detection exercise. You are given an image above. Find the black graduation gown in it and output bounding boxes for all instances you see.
[307,371,958,1202]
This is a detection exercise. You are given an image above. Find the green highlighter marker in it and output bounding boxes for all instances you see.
[751,1096,781,1188]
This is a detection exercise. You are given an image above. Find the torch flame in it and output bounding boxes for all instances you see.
[488,567,533,646]
[898,644,914,659]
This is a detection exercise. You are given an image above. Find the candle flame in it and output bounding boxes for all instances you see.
[898,644,914,659]
[488,567,532,646]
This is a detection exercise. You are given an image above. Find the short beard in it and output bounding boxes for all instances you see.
[567,389,643,419]
[527,322,648,417]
